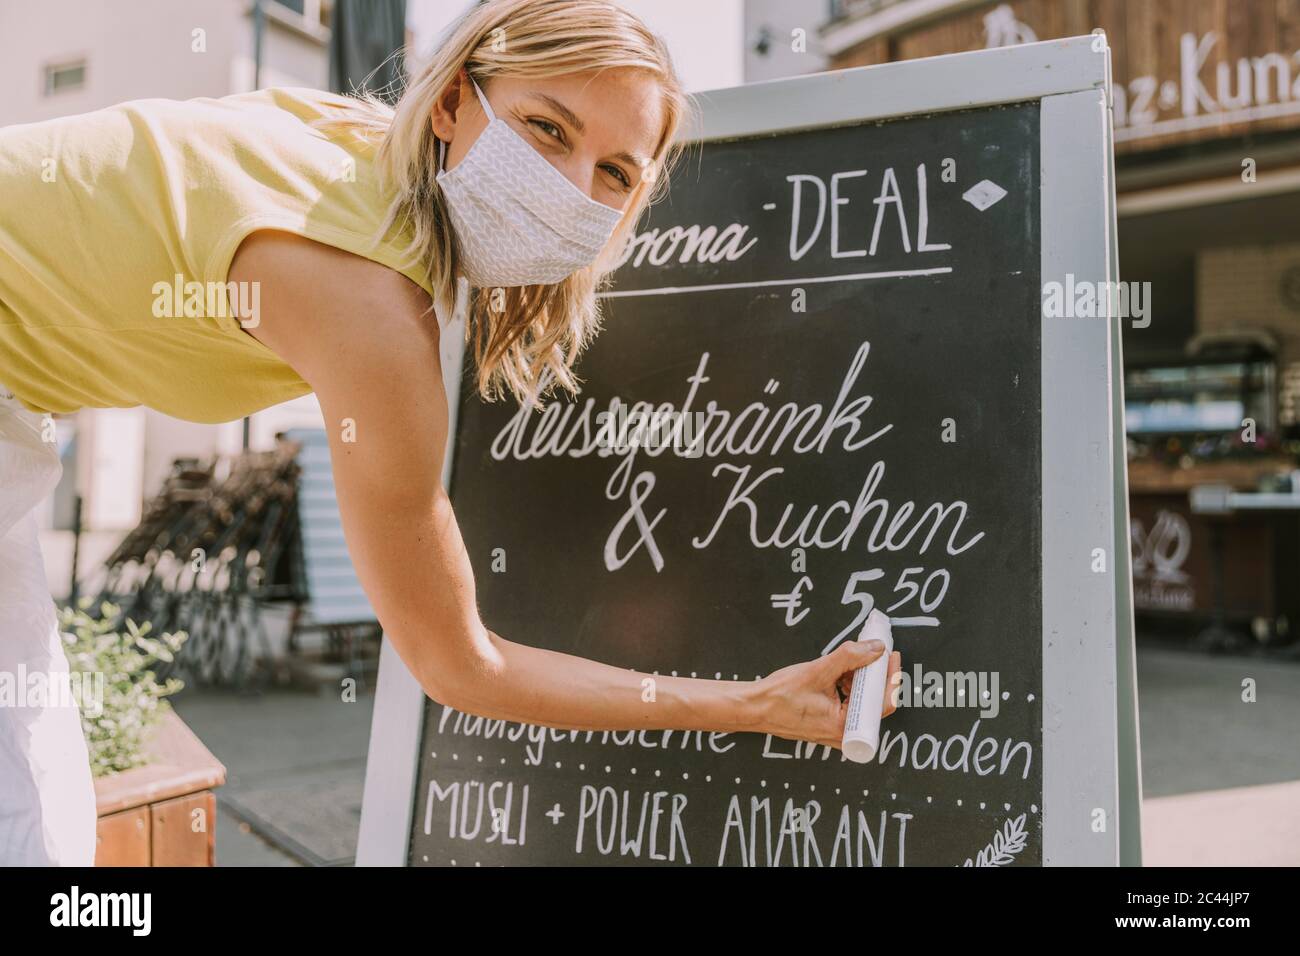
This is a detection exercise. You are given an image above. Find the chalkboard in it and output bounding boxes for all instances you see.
[358,36,1138,867]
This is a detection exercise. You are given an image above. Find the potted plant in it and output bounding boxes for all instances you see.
[61,601,226,866]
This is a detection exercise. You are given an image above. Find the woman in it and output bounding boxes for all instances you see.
[0,0,900,865]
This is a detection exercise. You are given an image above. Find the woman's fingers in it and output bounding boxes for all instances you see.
[764,641,901,749]
[882,650,902,717]
[825,643,901,719]
[822,638,884,683]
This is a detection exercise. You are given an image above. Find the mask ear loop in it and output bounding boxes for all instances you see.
[438,73,494,175]
[469,76,496,123]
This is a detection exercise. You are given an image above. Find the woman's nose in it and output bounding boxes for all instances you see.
[553,153,608,204]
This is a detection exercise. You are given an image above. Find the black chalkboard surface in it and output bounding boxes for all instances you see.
[409,102,1043,867]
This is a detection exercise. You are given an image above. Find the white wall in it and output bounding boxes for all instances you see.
[745,0,831,82]
[405,0,746,93]
[616,0,746,92]
[0,0,330,126]
[76,409,146,530]
[406,0,478,70]
[0,0,231,126]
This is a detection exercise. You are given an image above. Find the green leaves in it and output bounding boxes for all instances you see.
[58,602,190,778]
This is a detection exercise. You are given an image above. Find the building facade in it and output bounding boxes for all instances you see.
[822,0,1300,639]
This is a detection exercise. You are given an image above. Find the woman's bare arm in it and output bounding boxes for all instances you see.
[229,232,897,747]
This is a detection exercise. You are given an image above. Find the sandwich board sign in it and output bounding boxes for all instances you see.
[358,35,1142,867]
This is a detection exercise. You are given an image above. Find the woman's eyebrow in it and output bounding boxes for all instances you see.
[612,150,653,171]
[529,92,586,133]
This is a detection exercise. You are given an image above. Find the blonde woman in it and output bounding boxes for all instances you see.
[0,0,901,865]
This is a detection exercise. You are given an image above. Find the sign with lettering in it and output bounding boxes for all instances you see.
[828,0,1300,153]
[1131,506,1196,612]
[358,37,1141,867]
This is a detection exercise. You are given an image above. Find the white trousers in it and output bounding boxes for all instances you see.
[0,384,97,865]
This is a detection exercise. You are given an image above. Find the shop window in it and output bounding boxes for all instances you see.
[43,60,86,96]
[1126,358,1276,458]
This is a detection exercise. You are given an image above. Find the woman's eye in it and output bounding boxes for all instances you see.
[530,118,563,141]
[602,164,632,189]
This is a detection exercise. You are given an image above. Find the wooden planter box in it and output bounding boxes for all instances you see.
[93,710,226,866]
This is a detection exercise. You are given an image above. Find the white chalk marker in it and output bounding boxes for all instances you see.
[841,609,894,763]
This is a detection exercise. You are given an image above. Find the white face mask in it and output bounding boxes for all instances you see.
[436,76,625,288]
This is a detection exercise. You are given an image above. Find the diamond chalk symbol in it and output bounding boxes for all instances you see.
[963,179,1008,211]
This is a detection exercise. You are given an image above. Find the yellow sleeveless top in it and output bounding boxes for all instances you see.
[0,87,434,424]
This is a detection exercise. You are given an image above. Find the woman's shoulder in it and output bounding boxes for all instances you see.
[180,87,436,305]
[233,230,442,364]
[241,229,437,309]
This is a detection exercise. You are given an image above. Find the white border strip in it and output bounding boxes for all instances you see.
[682,36,1106,143]
[1105,86,1146,868]
[1039,88,1122,866]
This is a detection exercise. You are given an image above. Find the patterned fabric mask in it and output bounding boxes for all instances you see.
[436,76,625,288]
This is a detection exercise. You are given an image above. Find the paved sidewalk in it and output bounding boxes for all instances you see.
[1143,780,1300,866]
[172,684,375,866]
[1135,646,1300,866]
[1135,646,1300,797]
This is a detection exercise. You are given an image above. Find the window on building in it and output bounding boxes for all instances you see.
[271,0,332,31]
[43,60,86,95]
[829,0,902,23]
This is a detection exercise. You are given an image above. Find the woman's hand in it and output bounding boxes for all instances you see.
[751,641,902,750]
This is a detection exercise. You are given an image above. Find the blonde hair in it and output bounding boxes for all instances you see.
[321,0,689,407]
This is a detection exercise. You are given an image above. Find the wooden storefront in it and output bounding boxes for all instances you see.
[826,0,1300,154]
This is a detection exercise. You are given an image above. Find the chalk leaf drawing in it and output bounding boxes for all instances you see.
[962,814,1028,866]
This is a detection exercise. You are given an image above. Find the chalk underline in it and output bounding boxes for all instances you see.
[597,266,954,298]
